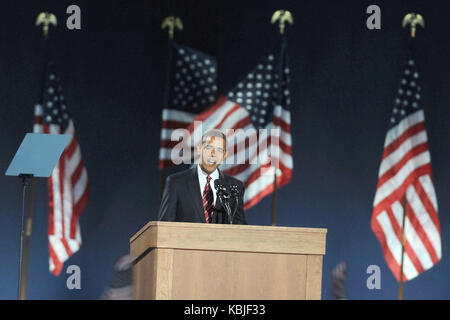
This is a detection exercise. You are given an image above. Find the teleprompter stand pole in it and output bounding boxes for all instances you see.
[17,174,35,300]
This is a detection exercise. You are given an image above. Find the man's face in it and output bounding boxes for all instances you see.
[197,136,227,174]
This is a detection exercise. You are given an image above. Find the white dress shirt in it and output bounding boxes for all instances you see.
[197,164,219,206]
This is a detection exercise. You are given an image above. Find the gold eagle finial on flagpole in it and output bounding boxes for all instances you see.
[402,13,425,38]
[161,16,183,40]
[36,12,57,38]
[271,10,293,35]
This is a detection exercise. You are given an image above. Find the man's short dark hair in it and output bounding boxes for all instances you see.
[202,129,227,150]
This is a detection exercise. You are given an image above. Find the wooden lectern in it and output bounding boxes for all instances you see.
[130,221,327,300]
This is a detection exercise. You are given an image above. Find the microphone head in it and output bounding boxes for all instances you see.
[214,179,220,190]
[230,184,239,197]
[214,179,229,196]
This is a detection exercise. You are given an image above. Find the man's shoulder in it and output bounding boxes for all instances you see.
[166,166,195,183]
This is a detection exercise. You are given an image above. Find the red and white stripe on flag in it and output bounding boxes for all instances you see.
[159,108,195,169]
[182,95,293,210]
[34,104,89,275]
[371,109,441,281]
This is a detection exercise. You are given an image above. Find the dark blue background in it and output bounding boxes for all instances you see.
[0,0,449,299]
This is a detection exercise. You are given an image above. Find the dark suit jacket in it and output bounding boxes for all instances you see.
[158,166,247,224]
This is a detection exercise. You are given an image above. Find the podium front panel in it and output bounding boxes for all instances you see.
[130,222,327,300]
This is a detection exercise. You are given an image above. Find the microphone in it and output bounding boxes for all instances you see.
[214,179,229,198]
[229,184,239,223]
[230,184,239,199]
[214,179,232,223]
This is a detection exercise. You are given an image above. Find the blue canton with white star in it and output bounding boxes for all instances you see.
[167,42,218,112]
[389,58,422,129]
[41,62,71,131]
[226,51,291,129]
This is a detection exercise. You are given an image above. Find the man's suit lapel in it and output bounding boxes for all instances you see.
[187,166,206,223]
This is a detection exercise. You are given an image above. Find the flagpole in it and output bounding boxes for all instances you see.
[398,193,407,300]
[397,13,424,300]
[158,169,165,205]
[270,170,278,226]
[17,12,58,300]
[158,17,183,207]
[270,10,292,226]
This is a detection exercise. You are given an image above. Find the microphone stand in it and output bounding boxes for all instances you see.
[214,181,233,224]
[222,194,233,224]
[229,185,239,225]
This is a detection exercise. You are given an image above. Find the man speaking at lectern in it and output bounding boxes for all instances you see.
[158,129,247,225]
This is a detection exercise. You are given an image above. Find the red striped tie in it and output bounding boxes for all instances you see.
[202,175,213,223]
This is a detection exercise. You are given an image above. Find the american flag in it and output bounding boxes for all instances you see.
[159,41,218,169]
[371,56,441,281]
[181,43,293,209]
[33,61,89,276]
